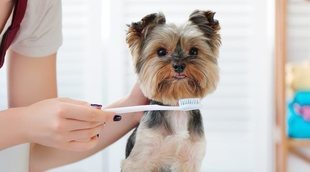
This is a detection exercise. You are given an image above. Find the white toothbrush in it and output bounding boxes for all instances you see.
[104,98,202,114]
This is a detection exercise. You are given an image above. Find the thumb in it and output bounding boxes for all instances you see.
[58,97,89,106]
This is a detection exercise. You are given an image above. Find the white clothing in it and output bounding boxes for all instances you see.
[0,0,62,57]
[11,0,63,57]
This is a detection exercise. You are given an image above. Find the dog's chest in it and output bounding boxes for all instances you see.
[166,111,189,134]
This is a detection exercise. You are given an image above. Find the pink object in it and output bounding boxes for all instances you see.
[294,104,310,121]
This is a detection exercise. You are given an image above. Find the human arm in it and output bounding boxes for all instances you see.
[5,50,148,171]
[0,50,60,150]
[3,50,115,153]
[29,82,148,171]
[0,107,28,149]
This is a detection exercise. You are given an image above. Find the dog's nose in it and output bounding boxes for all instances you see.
[173,63,186,73]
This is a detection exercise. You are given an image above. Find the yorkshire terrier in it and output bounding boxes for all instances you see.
[122,10,221,172]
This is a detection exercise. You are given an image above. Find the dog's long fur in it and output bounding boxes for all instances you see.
[122,10,221,172]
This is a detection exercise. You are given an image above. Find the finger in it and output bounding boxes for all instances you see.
[65,136,99,152]
[72,137,93,142]
[61,103,115,122]
[58,97,89,106]
[67,124,103,141]
[65,119,103,131]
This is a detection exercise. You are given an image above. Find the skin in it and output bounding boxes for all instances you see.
[0,0,13,34]
[0,3,148,171]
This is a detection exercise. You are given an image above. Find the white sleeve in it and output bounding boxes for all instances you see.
[11,0,62,57]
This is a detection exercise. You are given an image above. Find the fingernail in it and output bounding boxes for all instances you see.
[113,115,122,121]
[91,104,102,109]
[96,134,100,138]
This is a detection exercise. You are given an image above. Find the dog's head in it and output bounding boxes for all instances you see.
[127,10,221,105]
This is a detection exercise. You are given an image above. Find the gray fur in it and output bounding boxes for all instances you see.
[144,101,172,132]
[125,127,137,158]
[188,110,204,136]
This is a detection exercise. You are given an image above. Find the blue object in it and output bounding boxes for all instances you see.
[287,91,310,138]
[294,90,310,105]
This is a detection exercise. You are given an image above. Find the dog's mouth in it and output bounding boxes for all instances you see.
[173,73,187,80]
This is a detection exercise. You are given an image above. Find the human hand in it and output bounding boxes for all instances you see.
[19,98,115,151]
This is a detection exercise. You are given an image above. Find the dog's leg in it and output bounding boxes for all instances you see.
[171,138,206,172]
[122,110,171,172]
[171,110,206,172]
[121,127,165,172]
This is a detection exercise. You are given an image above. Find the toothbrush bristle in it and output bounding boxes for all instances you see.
[179,98,201,110]
[179,98,200,105]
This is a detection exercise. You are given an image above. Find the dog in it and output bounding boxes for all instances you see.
[121,10,221,172]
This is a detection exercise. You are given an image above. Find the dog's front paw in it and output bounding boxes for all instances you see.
[121,159,145,172]
[122,159,163,172]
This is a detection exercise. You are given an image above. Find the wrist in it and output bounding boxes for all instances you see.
[10,107,29,143]
[0,107,28,149]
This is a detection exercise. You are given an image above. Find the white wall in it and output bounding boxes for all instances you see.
[288,149,310,172]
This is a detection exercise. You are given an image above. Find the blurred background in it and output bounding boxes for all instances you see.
[0,0,309,171]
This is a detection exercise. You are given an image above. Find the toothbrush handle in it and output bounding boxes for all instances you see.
[104,105,180,114]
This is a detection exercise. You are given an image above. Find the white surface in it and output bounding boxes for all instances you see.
[0,144,29,172]
[287,0,310,63]
[288,149,310,172]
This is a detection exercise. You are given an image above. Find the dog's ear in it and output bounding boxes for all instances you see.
[189,10,221,51]
[126,13,166,58]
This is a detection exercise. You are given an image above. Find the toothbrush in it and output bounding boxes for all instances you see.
[104,98,202,114]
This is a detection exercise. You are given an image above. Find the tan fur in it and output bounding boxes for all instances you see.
[137,23,219,105]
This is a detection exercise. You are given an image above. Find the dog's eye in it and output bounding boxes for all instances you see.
[189,47,198,56]
[157,48,167,57]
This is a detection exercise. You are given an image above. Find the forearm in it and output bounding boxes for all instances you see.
[30,96,143,171]
[0,107,27,150]
[7,51,57,107]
